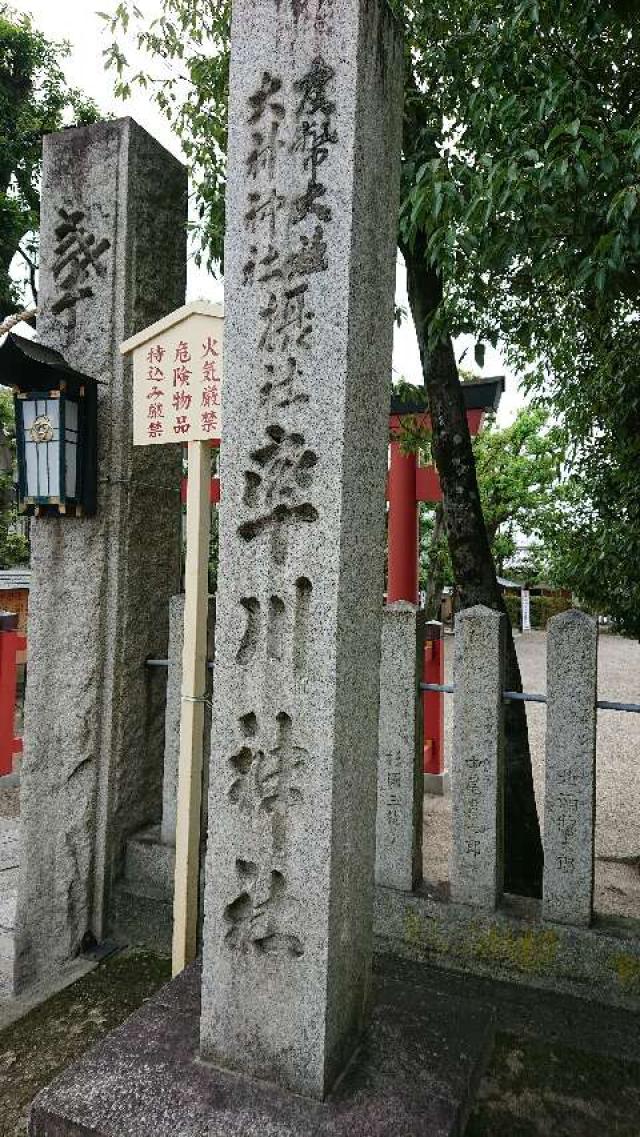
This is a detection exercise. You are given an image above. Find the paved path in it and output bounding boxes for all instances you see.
[424,629,640,917]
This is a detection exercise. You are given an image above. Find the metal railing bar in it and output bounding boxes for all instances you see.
[504,690,547,704]
[596,699,640,714]
[420,682,640,714]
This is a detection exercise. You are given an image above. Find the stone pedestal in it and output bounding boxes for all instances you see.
[200,0,404,1101]
[375,603,424,892]
[543,610,598,927]
[28,958,493,1137]
[15,119,187,990]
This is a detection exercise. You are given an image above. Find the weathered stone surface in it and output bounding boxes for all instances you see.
[376,603,424,892]
[200,0,404,1100]
[0,820,20,994]
[14,119,187,991]
[375,886,640,1012]
[160,595,216,846]
[28,956,493,1137]
[450,606,505,911]
[543,610,598,927]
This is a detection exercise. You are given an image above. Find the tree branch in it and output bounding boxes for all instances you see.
[17,245,38,306]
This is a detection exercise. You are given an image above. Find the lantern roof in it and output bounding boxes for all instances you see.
[120,300,224,357]
[0,332,96,394]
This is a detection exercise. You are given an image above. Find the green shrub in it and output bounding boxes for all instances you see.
[503,592,572,630]
[504,594,521,628]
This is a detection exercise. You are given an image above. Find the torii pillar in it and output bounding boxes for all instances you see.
[386,379,504,789]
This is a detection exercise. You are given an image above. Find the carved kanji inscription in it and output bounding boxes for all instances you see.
[224,858,304,958]
[51,208,111,315]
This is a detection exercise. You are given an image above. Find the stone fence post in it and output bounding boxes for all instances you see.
[161,595,216,847]
[450,605,505,910]
[543,609,598,927]
[375,603,424,892]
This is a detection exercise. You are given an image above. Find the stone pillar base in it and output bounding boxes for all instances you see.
[424,771,451,798]
[28,959,492,1137]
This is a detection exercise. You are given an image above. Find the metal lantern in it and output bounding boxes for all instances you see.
[0,333,97,517]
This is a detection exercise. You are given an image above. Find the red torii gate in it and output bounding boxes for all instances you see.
[387,378,504,603]
[181,376,504,789]
[387,378,504,788]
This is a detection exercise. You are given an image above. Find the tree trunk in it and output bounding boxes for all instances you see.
[403,234,543,898]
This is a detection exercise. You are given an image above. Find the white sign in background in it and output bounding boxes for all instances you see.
[521,589,531,632]
[125,304,223,446]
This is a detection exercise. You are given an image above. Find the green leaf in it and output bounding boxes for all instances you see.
[623,188,638,220]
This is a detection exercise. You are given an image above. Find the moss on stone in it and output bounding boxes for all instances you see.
[612,953,640,992]
[403,907,449,956]
[404,908,562,976]
[472,924,559,974]
[403,908,423,947]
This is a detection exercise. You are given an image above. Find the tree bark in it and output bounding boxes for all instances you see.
[403,233,543,898]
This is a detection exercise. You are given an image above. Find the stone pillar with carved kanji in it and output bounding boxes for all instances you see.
[14,119,187,992]
[200,0,404,1102]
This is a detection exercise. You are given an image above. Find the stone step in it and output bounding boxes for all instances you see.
[110,879,173,956]
[123,827,175,894]
[112,829,208,955]
[0,886,18,998]
[112,827,176,953]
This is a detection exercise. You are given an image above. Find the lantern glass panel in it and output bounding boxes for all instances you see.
[21,397,60,500]
[64,398,79,499]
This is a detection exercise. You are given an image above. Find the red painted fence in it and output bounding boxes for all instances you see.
[0,613,26,777]
[423,621,445,777]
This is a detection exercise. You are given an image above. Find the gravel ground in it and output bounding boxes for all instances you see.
[424,629,640,918]
[0,787,19,821]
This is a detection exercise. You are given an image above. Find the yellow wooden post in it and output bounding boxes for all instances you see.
[121,301,223,975]
[172,439,211,974]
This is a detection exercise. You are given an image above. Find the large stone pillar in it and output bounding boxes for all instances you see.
[200,0,403,1101]
[15,119,187,990]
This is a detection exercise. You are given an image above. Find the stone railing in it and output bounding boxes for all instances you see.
[377,604,598,922]
[375,604,640,1007]
[118,600,640,1004]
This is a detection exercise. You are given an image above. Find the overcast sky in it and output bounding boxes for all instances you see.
[13,0,521,421]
